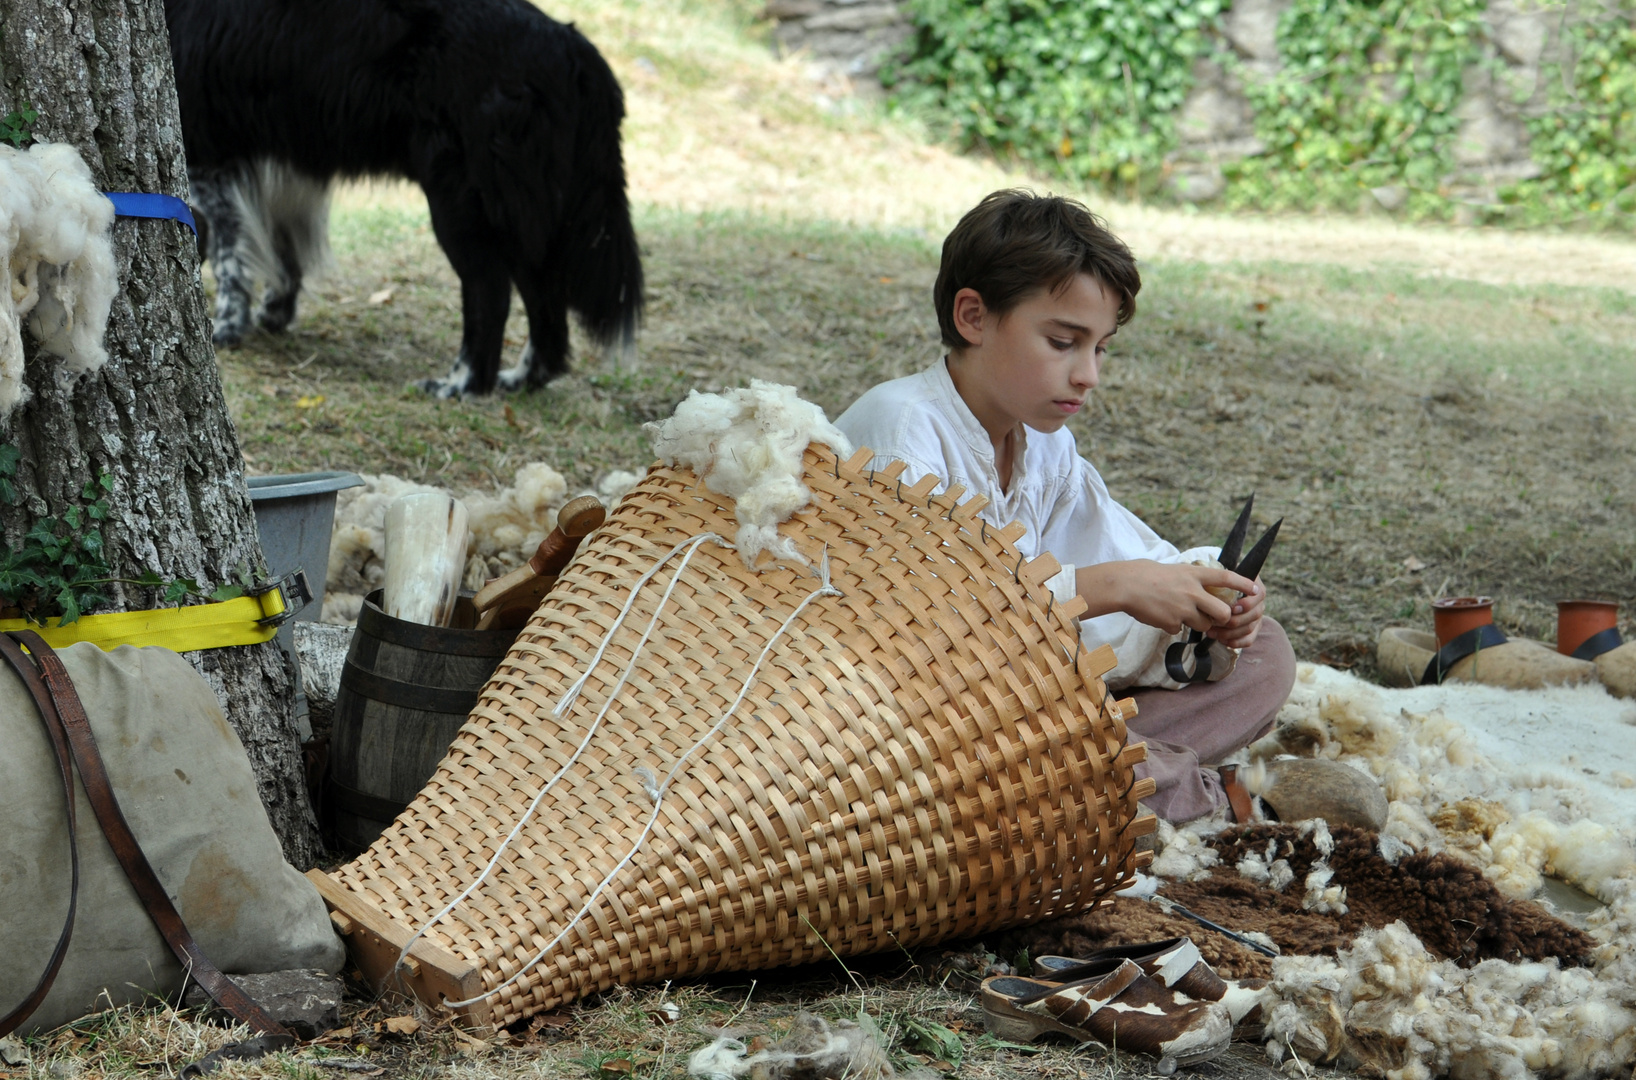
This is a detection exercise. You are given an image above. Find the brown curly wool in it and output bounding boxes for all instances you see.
[998,824,1596,978]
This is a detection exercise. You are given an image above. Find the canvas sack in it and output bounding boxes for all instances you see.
[0,641,344,1035]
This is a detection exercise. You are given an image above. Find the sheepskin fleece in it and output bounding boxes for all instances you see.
[645,381,852,569]
[999,823,1595,981]
[1068,664,1636,1079]
[0,142,117,417]
[319,464,641,623]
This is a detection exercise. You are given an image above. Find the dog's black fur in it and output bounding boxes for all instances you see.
[167,0,644,395]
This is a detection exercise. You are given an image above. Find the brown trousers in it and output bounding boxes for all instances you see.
[1124,618,1297,822]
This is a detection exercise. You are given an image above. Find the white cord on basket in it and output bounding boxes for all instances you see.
[390,532,731,982]
[441,548,841,1009]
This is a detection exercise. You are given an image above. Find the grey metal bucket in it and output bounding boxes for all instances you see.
[248,470,364,738]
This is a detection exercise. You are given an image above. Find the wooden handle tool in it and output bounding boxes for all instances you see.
[473,496,607,629]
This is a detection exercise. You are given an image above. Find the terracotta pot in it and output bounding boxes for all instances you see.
[1556,600,1620,657]
[1432,596,1494,648]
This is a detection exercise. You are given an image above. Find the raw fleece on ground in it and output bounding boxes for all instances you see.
[1022,663,1636,1079]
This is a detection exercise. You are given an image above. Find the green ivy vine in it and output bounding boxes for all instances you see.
[1222,0,1488,218]
[0,446,245,627]
[886,0,1224,192]
[1500,4,1636,226]
[888,0,1636,228]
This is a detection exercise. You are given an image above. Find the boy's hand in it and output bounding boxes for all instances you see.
[1076,560,1260,637]
[1206,576,1266,650]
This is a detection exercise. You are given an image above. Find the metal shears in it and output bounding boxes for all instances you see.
[1162,495,1282,684]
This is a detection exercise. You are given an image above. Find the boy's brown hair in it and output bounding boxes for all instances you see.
[934,189,1141,351]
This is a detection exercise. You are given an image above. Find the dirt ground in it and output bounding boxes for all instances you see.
[20,1,1636,1077]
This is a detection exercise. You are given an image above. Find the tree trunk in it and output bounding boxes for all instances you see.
[0,0,321,866]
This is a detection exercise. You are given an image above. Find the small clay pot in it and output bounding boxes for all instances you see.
[1556,600,1619,657]
[1432,595,1494,648]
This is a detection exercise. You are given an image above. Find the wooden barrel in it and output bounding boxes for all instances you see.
[327,589,514,853]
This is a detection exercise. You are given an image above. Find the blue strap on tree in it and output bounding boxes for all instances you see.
[103,192,197,235]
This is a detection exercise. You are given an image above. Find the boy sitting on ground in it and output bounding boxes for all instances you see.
[834,189,1295,823]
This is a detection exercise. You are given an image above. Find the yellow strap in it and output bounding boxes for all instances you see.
[0,589,287,652]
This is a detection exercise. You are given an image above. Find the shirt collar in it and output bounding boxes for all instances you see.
[927,356,1030,487]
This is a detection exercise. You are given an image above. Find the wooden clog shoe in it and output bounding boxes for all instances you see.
[1032,938,1267,1031]
[980,961,1232,1066]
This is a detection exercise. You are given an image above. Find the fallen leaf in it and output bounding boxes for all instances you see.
[647,1002,681,1024]
[1403,555,1427,572]
[599,1058,634,1075]
[295,394,326,409]
[877,276,895,284]
[384,1016,421,1035]
[528,1012,573,1031]
[368,287,395,305]
[504,402,522,431]
[746,1036,770,1054]
[329,1027,354,1040]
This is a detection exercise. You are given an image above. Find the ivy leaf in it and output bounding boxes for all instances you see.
[209,583,244,602]
[163,578,196,604]
[55,588,82,626]
[86,499,108,521]
[0,444,19,477]
[134,569,165,587]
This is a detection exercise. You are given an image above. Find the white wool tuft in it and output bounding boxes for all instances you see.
[646,381,852,569]
[686,1012,893,1080]
[1268,859,1296,893]
[0,142,118,417]
[1148,815,1225,880]
[320,461,611,623]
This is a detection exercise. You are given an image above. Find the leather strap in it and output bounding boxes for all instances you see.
[1421,623,1508,685]
[1571,626,1624,661]
[0,634,81,1038]
[5,631,290,1037]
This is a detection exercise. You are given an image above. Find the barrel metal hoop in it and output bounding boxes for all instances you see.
[357,590,515,657]
[327,774,413,823]
[341,659,483,715]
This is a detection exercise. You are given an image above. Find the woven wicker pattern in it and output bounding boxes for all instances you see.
[331,445,1152,1025]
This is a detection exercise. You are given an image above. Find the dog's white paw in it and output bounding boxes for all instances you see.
[414,360,472,399]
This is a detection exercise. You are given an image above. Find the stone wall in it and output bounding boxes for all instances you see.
[764,0,912,84]
[1164,0,1556,210]
[762,0,1569,211]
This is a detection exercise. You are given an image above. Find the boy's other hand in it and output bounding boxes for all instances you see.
[1206,576,1265,650]
[1077,560,1258,635]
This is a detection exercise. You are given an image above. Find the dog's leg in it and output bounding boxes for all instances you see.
[254,222,303,334]
[417,191,511,398]
[503,265,570,391]
[191,167,254,347]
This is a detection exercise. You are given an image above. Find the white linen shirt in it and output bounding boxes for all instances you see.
[834,358,1224,690]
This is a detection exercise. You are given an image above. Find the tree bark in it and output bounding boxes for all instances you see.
[0,0,321,866]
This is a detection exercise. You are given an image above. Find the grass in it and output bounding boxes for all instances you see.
[224,195,1636,678]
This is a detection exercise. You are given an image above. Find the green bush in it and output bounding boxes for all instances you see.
[887,0,1223,190]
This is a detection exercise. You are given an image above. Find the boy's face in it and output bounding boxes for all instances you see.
[947,272,1120,440]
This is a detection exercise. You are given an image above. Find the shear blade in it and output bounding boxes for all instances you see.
[1234,518,1283,584]
[1219,495,1256,572]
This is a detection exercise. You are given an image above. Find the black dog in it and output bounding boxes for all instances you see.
[168,0,644,396]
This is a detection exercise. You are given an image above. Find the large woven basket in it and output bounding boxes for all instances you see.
[309,445,1156,1027]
